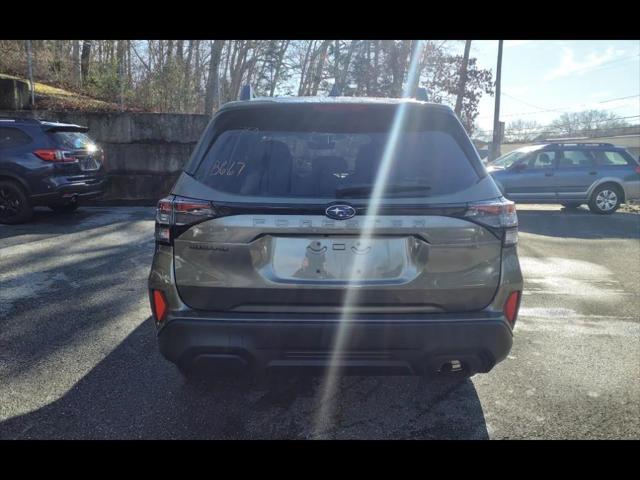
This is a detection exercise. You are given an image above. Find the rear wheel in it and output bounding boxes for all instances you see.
[49,202,79,213]
[0,180,33,225]
[588,184,622,214]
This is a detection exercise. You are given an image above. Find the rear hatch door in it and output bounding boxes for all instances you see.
[172,103,504,314]
[47,128,104,177]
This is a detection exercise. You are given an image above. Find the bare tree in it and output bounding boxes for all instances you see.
[269,40,290,97]
[337,40,358,92]
[0,39,497,118]
[297,40,315,96]
[80,40,92,84]
[309,40,331,95]
[454,40,471,116]
[505,119,543,142]
[204,40,225,115]
[388,40,412,97]
[71,40,81,87]
[549,110,630,136]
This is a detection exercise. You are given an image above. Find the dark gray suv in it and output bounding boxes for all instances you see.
[0,117,107,224]
[149,97,523,379]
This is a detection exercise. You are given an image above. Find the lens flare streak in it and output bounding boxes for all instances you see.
[313,40,427,438]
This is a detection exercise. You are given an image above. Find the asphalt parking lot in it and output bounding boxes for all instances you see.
[0,205,638,439]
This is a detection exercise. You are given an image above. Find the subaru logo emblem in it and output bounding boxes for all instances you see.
[325,204,356,220]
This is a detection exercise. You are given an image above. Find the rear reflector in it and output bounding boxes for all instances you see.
[155,225,171,243]
[152,290,168,324]
[504,227,518,246]
[504,291,521,326]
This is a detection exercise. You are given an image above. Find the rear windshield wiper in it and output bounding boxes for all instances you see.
[335,184,431,198]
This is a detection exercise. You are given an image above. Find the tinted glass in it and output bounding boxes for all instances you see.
[493,151,527,168]
[559,150,594,168]
[528,151,557,169]
[492,148,539,168]
[50,131,96,150]
[194,106,480,199]
[592,150,631,166]
[0,127,32,148]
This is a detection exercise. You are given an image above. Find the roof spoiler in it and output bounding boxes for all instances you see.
[0,116,88,132]
[41,123,89,133]
[0,116,39,124]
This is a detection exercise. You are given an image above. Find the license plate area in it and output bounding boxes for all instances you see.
[79,157,100,171]
[266,235,426,283]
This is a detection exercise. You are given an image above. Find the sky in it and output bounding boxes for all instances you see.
[459,40,640,135]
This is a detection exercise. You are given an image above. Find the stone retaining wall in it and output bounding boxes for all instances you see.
[0,110,211,202]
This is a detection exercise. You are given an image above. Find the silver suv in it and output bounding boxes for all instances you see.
[148,97,524,379]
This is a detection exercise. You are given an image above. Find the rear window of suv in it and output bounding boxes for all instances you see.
[592,150,633,166]
[0,127,32,148]
[49,131,96,150]
[193,104,480,199]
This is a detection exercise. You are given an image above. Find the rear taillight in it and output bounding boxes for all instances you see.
[504,291,521,326]
[34,149,77,162]
[173,196,218,225]
[464,198,518,246]
[155,195,217,244]
[635,166,640,174]
[151,289,168,324]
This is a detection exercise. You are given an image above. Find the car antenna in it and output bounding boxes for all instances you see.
[415,87,428,101]
[239,84,255,101]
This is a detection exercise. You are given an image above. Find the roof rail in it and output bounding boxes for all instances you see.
[545,142,615,147]
[239,84,255,101]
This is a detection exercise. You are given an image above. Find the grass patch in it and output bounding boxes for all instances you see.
[0,72,137,112]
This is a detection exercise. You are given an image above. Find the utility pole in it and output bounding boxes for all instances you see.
[119,55,124,111]
[455,40,472,117]
[490,40,504,161]
[25,40,35,108]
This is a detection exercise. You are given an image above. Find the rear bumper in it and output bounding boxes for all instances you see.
[156,312,513,376]
[30,176,108,205]
[622,180,640,202]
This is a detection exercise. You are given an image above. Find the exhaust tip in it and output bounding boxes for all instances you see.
[438,359,465,374]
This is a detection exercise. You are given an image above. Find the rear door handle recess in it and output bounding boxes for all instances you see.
[545,172,554,176]
[589,171,598,175]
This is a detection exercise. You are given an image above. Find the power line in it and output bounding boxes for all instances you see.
[481,93,640,119]
[564,53,640,76]
[596,94,640,104]
[474,114,640,136]
[502,92,547,111]
[509,114,640,133]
